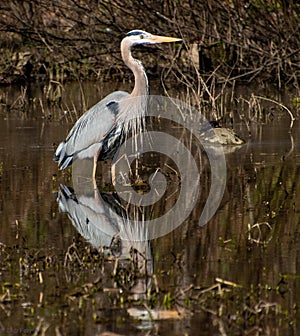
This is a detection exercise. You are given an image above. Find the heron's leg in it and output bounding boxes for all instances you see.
[93,150,100,190]
[111,162,116,186]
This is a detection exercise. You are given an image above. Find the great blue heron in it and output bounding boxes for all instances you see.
[54,30,181,180]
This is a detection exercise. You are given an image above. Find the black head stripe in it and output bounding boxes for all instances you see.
[125,30,145,37]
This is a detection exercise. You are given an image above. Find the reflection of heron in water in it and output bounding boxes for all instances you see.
[54,30,181,181]
[56,182,153,299]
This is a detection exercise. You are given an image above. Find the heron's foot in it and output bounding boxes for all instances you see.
[131,177,150,193]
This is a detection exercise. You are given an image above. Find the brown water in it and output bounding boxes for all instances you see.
[0,82,300,335]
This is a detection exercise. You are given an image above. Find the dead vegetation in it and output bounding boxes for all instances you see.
[0,240,296,335]
[0,0,299,88]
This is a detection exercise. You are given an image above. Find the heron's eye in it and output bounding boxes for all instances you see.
[139,35,144,39]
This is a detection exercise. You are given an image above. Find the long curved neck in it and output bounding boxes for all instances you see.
[121,40,149,97]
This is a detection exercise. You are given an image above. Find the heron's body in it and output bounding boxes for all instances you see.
[54,30,181,178]
[55,91,128,169]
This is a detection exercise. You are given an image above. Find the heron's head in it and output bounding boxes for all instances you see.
[123,30,182,47]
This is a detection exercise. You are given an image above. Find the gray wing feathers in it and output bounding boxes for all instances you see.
[55,91,128,168]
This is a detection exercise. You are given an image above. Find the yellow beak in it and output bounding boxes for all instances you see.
[148,35,182,43]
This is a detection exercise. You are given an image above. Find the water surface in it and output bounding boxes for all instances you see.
[0,82,299,335]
